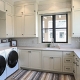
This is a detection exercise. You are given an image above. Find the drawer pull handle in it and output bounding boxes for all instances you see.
[66,53,70,55]
[66,60,70,61]
[66,68,70,70]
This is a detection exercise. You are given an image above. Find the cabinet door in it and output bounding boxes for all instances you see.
[6,14,13,37]
[72,0,80,10]
[53,57,62,72]
[76,58,80,80]
[28,50,41,69]
[0,0,5,12]
[14,15,24,37]
[24,4,35,15]
[19,50,29,68]
[14,6,23,16]
[6,2,13,15]
[42,56,53,71]
[24,14,36,37]
[72,10,80,37]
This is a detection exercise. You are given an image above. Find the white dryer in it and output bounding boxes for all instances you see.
[0,50,6,80]
[5,47,19,78]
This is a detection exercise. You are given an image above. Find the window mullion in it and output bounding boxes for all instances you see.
[53,15,56,43]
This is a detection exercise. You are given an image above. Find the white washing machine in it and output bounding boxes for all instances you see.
[5,47,19,78]
[0,50,6,80]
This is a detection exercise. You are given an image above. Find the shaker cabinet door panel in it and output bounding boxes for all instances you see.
[24,4,35,14]
[6,14,13,37]
[72,10,80,37]
[14,15,24,37]
[24,15,35,37]
[19,50,29,68]
[0,0,5,12]
[6,3,12,15]
[15,6,23,15]
[28,51,41,69]
[42,56,53,71]
[53,57,62,71]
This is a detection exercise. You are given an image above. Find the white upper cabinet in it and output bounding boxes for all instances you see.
[24,14,36,37]
[24,4,35,15]
[14,3,38,37]
[14,15,24,37]
[5,2,13,15]
[72,10,80,37]
[6,14,13,37]
[72,0,80,37]
[72,0,80,10]
[14,6,23,16]
[0,0,5,12]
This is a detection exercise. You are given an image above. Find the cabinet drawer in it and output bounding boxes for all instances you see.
[63,52,73,57]
[63,66,73,73]
[64,58,73,63]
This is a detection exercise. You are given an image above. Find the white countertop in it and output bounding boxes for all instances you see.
[0,46,80,59]
[18,47,80,58]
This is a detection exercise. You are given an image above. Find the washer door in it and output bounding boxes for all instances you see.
[7,50,18,68]
[0,55,6,76]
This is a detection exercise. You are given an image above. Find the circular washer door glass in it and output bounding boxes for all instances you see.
[0,55,6,76]
[8,50,18,68]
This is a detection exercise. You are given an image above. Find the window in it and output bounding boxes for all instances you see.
[41,14,68,43]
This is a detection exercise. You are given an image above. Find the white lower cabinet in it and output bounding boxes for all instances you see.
[42,51,62,72]
[19,50,41,69]
[28,50,41,69]
[19,50,29,68]
[63,51,74,73]
[19,49,80,80]
[73,53,80,80]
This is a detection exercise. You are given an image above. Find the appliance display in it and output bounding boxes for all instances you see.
[0,50,6,80]
[5,47,18,78]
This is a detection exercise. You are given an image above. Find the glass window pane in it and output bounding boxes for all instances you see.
[43,16,53,28]
[56,15,66,28]
[55,29,67,42]
[43,29,53,42]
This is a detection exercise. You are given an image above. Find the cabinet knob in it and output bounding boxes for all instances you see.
[73,70,75,73]
[73,33,74,34]
[73,62,76,64]
[21,12,23,15]
[34,10,36,12]
[22,34,23,35]
[6,34,8,35]
[73,6,74,8]
[73,55,75,56]
[6,10,7,12]
[34,34,36,35]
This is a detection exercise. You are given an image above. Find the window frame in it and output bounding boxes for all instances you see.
[41,14,68,43]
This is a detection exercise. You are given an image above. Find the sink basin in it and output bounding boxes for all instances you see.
[43,47,60,50]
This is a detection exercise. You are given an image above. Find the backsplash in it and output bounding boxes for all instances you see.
[12,37,80,49]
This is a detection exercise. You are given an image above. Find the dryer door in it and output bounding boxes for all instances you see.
[0,55,6,76]
[7,50,18,68]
